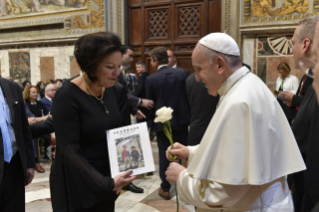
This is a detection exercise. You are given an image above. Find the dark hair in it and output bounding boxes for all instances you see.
[74,32,124,82]
[136,61,145,67]
[22,80,31,88]
[277,62,291,75]
[123,45,134,55]
[149,47,168,64]
[36,81,44,90]
[55,79,63,83]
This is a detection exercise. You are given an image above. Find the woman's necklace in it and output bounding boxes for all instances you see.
[82,74,109,114]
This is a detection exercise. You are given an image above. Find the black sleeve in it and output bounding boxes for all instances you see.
[52,89,115,208]
[16,84,35,169]
[291,95,303,107]
[30,118,54,139]
[132,75,145,97]
[114,83,131,126]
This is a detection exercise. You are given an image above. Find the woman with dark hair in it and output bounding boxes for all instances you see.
[50,32,136,212]
[23,85,52,173]
[22,80,31,89]
[36,81,45,99]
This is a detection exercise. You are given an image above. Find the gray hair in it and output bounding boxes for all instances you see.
[45,83,53,92]
[200,44,242,68]
[298,15,319,43]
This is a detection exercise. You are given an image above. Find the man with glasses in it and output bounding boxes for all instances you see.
[299,17,319,212]
[280,15,319,212]
[41,83,56,113]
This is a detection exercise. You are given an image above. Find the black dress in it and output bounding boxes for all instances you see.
[25,100,48,117]
[50,80,127,212]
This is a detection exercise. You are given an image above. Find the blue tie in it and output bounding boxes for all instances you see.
[0,89,13,163]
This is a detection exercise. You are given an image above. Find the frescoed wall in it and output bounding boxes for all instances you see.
[9,51,31,83]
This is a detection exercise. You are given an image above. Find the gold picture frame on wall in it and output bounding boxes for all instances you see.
[241,0,319,27]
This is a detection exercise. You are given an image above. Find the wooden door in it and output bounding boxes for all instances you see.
[128,0,221,75]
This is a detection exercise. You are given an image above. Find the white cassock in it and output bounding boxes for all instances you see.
[178,67,306,212]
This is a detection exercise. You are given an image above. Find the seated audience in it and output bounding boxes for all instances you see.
[23,85,52,172]
[41,83,56,113]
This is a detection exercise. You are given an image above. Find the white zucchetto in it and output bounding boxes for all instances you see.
[199,32,240,56]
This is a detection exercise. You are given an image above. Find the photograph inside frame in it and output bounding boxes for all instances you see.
[107,122,155,177]
[116,134,145,172]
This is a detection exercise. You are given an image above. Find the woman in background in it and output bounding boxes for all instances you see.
[23,85,52,172]
[36,81,45,99]
[275,62,299,124]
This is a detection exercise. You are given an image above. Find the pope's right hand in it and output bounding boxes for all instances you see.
[113,170,137,192]
[166,142,189,161]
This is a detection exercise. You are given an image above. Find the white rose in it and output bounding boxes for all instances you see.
[154,106,174,123]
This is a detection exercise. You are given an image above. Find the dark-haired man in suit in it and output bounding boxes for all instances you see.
[146,47,189,200]
[0,77,35,211]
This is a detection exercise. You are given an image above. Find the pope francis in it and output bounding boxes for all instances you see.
[165,33,306,211]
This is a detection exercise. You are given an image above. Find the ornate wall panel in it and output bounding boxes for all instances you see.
[240,0,317,29]
[146,7,169,40]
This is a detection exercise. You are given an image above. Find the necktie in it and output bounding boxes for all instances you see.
[0,91,13,163]
[280,78,284,90]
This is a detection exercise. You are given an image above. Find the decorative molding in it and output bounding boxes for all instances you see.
[117,0,123,40]
[225,0,230,33]
[175,45,196,52]
[178,6,200,37]
[148,9,168,38]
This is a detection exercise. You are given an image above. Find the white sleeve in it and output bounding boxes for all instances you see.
[177,169,251,210]
[187,145,199,164]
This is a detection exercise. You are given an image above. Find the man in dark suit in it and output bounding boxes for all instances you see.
[132,61,150,123]
[145,47,189,200]
[186,73,219,146]
[41,83,56,113]
[278,16,319,212]
[0,77,35,211]
[167,49,189,76]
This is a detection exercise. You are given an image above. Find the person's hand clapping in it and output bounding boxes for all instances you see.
[113,170,137,194]
[166,142,189,161]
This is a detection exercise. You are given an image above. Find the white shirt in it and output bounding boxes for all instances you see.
[45,96,52,102]
[178,67,305,211]
[158,64,168,70]
[275,74,299,94]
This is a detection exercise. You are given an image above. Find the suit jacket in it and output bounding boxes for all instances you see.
[292,75,313,108]
[186,73,219,146]
[0,78,35,185]
[145,66,190,132]
[291,86,318,156]
[132,71,150,118]
[132,71,149,98]
[117,72,139,115]
[41,96,52,113]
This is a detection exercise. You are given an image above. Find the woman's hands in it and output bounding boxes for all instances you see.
[166,142,189,161]
[113,170,137,194]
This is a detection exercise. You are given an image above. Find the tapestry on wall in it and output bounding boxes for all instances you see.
[9,51,31,83]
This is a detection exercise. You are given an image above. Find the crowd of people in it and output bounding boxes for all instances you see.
[2,15,319,212]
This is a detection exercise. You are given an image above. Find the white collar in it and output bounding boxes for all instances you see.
[218,66,250,96]
[158,64,168,70]
[45,96,52,101]
[172,64,177,68]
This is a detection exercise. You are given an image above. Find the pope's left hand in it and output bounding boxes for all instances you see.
[165,162,186,184]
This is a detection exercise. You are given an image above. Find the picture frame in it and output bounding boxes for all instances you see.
[106,122,155,178]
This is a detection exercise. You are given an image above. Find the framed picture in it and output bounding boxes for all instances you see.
[106,122,155,178]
